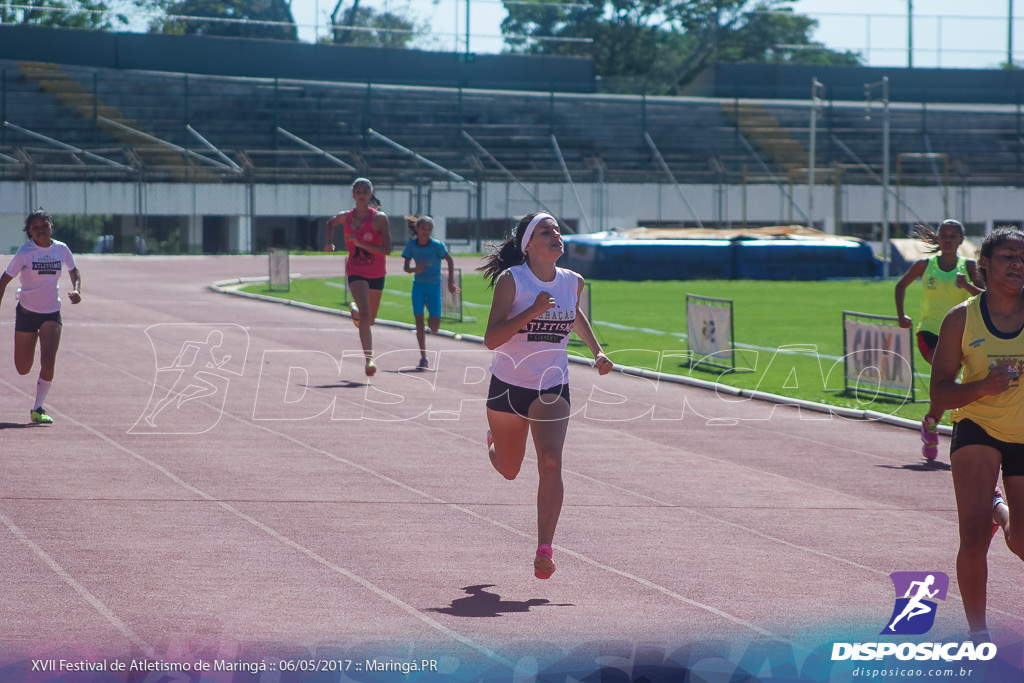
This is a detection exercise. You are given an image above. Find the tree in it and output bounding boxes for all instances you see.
[149,0,298,40]
[0,0,128,29]
[707,7,861,66]
[327,0,421,48]
[501,0,671,91]
[501,0,862,95]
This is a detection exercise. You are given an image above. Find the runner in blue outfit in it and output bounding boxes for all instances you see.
[401,215,459,369]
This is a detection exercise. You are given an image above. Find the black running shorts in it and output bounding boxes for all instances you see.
[15,304,62,333]
[951,418,1024,477]
[486,374,570,417]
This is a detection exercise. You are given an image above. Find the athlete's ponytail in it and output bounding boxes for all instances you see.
[913,219,965,255]
[477,212,551,287]
[406,215,433,237]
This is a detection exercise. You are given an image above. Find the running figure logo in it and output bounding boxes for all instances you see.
[130,323,249,434]
[881,571,949,635]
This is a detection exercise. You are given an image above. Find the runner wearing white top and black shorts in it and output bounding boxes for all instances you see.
[486,263,578,416]
[478,211,613,580]
[0,210,82,424]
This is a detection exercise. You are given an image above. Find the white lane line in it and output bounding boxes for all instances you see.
[214,406,795,645]
[19,409,514,670]
[265,425,790,643]
[47,328,962,645]
[0,510,158,658]
[418,408,1024,625]
[43,343,798,648]
[79,347,801,647]
[236,352,992,625]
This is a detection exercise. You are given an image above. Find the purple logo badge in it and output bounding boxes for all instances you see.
[881,571,948,635]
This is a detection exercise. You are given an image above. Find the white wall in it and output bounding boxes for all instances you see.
[3,179,1024,256]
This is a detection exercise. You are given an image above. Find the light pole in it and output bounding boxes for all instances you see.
[1010,0,1015,67]
[908,0,913,68]
[808,77,824,230]
[866,76,891,277]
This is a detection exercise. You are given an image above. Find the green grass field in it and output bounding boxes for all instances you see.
[241,272,931,421]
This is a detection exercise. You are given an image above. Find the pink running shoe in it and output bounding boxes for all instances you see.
[920,416,939,461]
[534,544,555,579]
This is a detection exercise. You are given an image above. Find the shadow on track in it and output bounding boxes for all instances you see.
[425,584,573,618]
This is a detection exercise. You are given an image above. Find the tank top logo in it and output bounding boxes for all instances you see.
[345,214,379,268]
[349,247,376,266]
[32,257,61,275]
[522,311,575,343]
[989,358,1023,387]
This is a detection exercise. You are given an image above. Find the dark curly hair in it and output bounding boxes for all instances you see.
[978,225,1024,283]
[23,209,52,236]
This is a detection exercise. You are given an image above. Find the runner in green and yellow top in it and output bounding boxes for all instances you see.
[895,219,984,460]
[930,226,1024,643]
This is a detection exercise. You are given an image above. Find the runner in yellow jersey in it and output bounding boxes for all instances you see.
[895,220,984,460]
[930,226,1024,643]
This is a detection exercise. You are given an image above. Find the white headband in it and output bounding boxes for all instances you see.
[520,213,555,255]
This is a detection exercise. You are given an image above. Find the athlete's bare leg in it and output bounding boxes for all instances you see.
[13,331,38,376]
[348,280,374,361]
[1000,476,1024,560]
[951,444,1002,634]
[36,321,61,382]
[486,408,529,480]
[528,395,570,548]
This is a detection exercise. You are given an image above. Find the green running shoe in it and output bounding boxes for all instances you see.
[30,408,53,424]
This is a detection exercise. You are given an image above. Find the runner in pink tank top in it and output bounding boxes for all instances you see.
[343,207,386,279]
[325,178,392,376]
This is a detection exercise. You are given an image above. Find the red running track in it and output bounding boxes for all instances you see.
[0,254,1020,681]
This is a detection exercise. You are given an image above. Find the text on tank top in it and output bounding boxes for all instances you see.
[489,265,579,391]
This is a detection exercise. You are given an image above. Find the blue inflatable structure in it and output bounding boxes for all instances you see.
[560,228,881,281]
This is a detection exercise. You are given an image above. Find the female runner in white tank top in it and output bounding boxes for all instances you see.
[478,212,613,579]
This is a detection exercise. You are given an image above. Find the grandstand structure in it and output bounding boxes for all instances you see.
[1,27,1024,256]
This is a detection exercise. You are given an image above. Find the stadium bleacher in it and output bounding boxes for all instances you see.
[2,55,1024,195]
